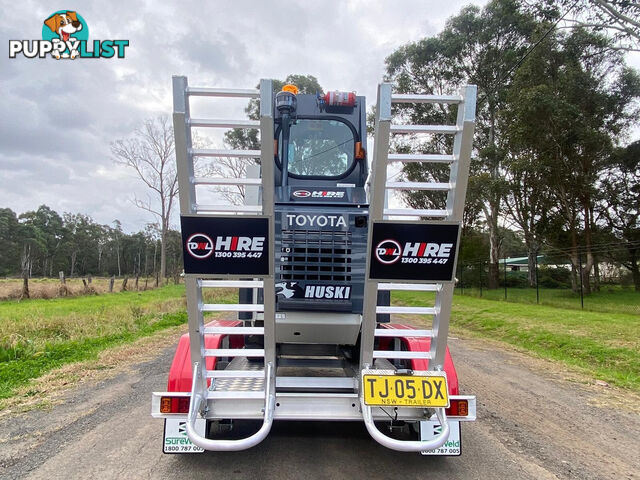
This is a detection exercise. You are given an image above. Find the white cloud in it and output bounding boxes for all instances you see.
[2,0,637,232]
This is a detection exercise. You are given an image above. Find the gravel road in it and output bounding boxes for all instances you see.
[1,335,638,480]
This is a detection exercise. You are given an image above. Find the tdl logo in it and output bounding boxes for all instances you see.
[8,10,129,60]
[375,239,402,264]
[186,233,214,259]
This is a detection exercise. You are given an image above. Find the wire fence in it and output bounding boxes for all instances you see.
[454,245,640,316]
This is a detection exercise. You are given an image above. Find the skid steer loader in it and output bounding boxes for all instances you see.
[151,77,477,455]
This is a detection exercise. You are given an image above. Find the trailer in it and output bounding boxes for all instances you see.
[151,77,477,455]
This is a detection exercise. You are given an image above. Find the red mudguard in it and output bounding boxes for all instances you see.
[167,322,459,395]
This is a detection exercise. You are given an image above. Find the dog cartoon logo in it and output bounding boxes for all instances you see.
[42,10,88,59]
[9,11,128,60]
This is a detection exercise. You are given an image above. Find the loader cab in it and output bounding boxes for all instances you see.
[268,86,384,345]
[273,89,368,193]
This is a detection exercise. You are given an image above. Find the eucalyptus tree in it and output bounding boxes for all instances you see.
[385,0,539,288]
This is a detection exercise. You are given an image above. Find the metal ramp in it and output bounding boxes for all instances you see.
[359,83,477,452]
[172,76,277,451]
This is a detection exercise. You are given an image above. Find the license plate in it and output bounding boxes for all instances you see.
[362,373,449,407]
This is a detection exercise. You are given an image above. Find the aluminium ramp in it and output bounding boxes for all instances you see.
[359,84,477,452]
[172,76,277,450]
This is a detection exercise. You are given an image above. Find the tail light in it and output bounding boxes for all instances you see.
[160,396,190,414]
[445,399,469,417]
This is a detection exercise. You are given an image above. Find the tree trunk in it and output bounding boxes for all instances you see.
[569,254,578,293]
[116,244,121,277]
[121,277,128,292]
[153,240,158,278]
[488,222,500,289]
[70,251,77,277]
[630,254,640,292]
[582,203,594,294]
[160,224,167,284]
[21,245,30,300]
[527,251,537,287]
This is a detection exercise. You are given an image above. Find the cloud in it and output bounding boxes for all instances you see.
[1,0,492,232]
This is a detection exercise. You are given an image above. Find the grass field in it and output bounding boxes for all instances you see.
[456,286,640,315]
[0,285,235,400]
[395,290,640,391]
[1,283,638,402]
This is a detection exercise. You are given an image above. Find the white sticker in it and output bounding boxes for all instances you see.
[420,420,461,456]
[163,418,206,454]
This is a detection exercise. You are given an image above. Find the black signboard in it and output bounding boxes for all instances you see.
[369,222,460,282]
[181,215,269,276]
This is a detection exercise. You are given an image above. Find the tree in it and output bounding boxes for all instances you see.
[531,0,640,51]
[385,0,539,288]
[111,116,178,281]
[599,141,640,290]
[501,152,553,286]
[204,75,325,204]
[0,208,22,276]
[19,205,64,276]
[502,27,640,292]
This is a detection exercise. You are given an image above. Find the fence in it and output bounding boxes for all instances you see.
[454,252,639,315]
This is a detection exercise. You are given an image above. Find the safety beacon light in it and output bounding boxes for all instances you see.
[276,84,298,114]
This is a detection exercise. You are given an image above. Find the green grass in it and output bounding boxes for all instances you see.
[456,286,640,315]
[0,285,235,399]
[394,291,640,391]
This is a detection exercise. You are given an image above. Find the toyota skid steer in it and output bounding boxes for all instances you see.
[151,77,477,455]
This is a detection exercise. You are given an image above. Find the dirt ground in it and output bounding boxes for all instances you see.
[0,332,638,480]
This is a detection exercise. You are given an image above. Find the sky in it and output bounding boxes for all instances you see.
[1,1,639,232]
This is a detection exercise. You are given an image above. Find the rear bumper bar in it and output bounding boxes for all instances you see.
[152,392,476,422]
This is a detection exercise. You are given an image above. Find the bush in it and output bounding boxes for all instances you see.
[538,266,571,289]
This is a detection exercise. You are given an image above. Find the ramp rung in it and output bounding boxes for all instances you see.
[200,280,264,288]
[390,124,459,135]
[276,377,356,389]
[207,391,265,399]
[391,93,463,104]
[373,350,433,360]
[195,204,262,213]
[384,208,448,217]
[376,306,437,315]
[202,326,264,335]
[186,87,259,98]
[192,177,262,186]
[378,283,441,292]
[201,303,264,312]
[206,370,264,378]
[374,329,433,338]
[190,148,261,158]
[387,153,455,163]
[386,181,452,191]
[189,118,260,129]
[204,348,265,357]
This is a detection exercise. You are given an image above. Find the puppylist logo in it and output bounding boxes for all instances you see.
[9,10,129,60]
